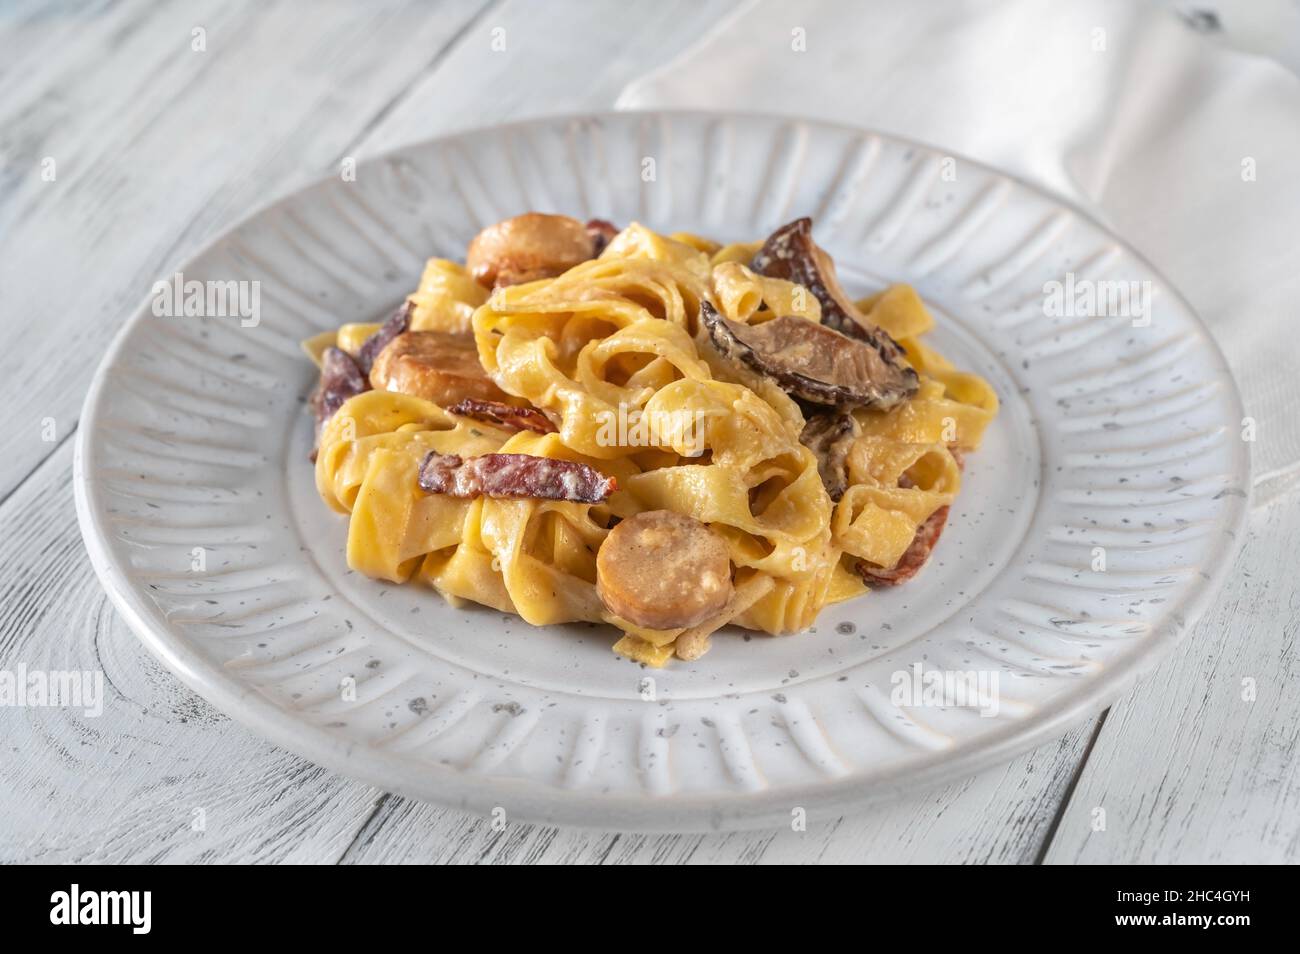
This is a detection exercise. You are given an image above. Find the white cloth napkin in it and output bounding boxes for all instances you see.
[617,0,1300,503]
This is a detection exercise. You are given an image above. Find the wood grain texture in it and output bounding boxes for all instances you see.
[0,0,491,864]
[0,0,1293,864]
[349,0,741,152]
[0,440,386,864]
[336,719,1100,864]
[0,0,493,504]
[1041,495,1300,864]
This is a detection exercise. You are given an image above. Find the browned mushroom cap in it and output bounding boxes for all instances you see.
[466,213,601,288]
[751,217,918,398]
[596,510,733,630]
[700,302,915,410]
[800,409,861,501]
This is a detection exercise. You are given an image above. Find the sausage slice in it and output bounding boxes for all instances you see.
[596,511,733,630]
[467,213,600,288]
[369,330,511,407]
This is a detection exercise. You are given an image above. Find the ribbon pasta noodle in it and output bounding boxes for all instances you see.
[309,215,997,666]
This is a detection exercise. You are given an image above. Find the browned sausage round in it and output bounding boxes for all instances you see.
[596,511,733,630]
[369,330,511,407]
[466,213,596,288]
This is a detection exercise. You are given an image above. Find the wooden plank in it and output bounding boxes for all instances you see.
[0,0,494,504]
[1041,493,1300,864]
[337,720,1100,864]
[0,0,492,864]
[349,0,739,151]
[0,438,387,863]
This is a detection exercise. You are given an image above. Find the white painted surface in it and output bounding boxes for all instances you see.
[1,0,1296,863]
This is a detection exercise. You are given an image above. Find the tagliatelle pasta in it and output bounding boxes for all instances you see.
[308,215,998,666]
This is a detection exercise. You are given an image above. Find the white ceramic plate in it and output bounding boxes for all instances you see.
[75,112,1250,830]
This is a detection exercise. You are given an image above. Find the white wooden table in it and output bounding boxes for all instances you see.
[2,0,1296,864]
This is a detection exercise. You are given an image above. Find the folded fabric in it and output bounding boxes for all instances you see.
[618,0,1300,502]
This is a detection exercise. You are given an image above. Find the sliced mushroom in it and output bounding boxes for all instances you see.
[799,409,861,501]
[701,302,914,409]
[369,330,512,407]
[596,510,733,630]
[467,213,602,288]
[751,217,918,401]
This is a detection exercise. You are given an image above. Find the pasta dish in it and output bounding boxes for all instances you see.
[304,214,998,666]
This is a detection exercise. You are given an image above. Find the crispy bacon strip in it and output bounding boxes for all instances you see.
[418,450,616,502]
[858,447,965,584]
[357,300,413,374]
[858,506,949,587]
[308,346,369,461]
[447,398,557,434]
[586,218,619,256]
[311,347,368,428]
